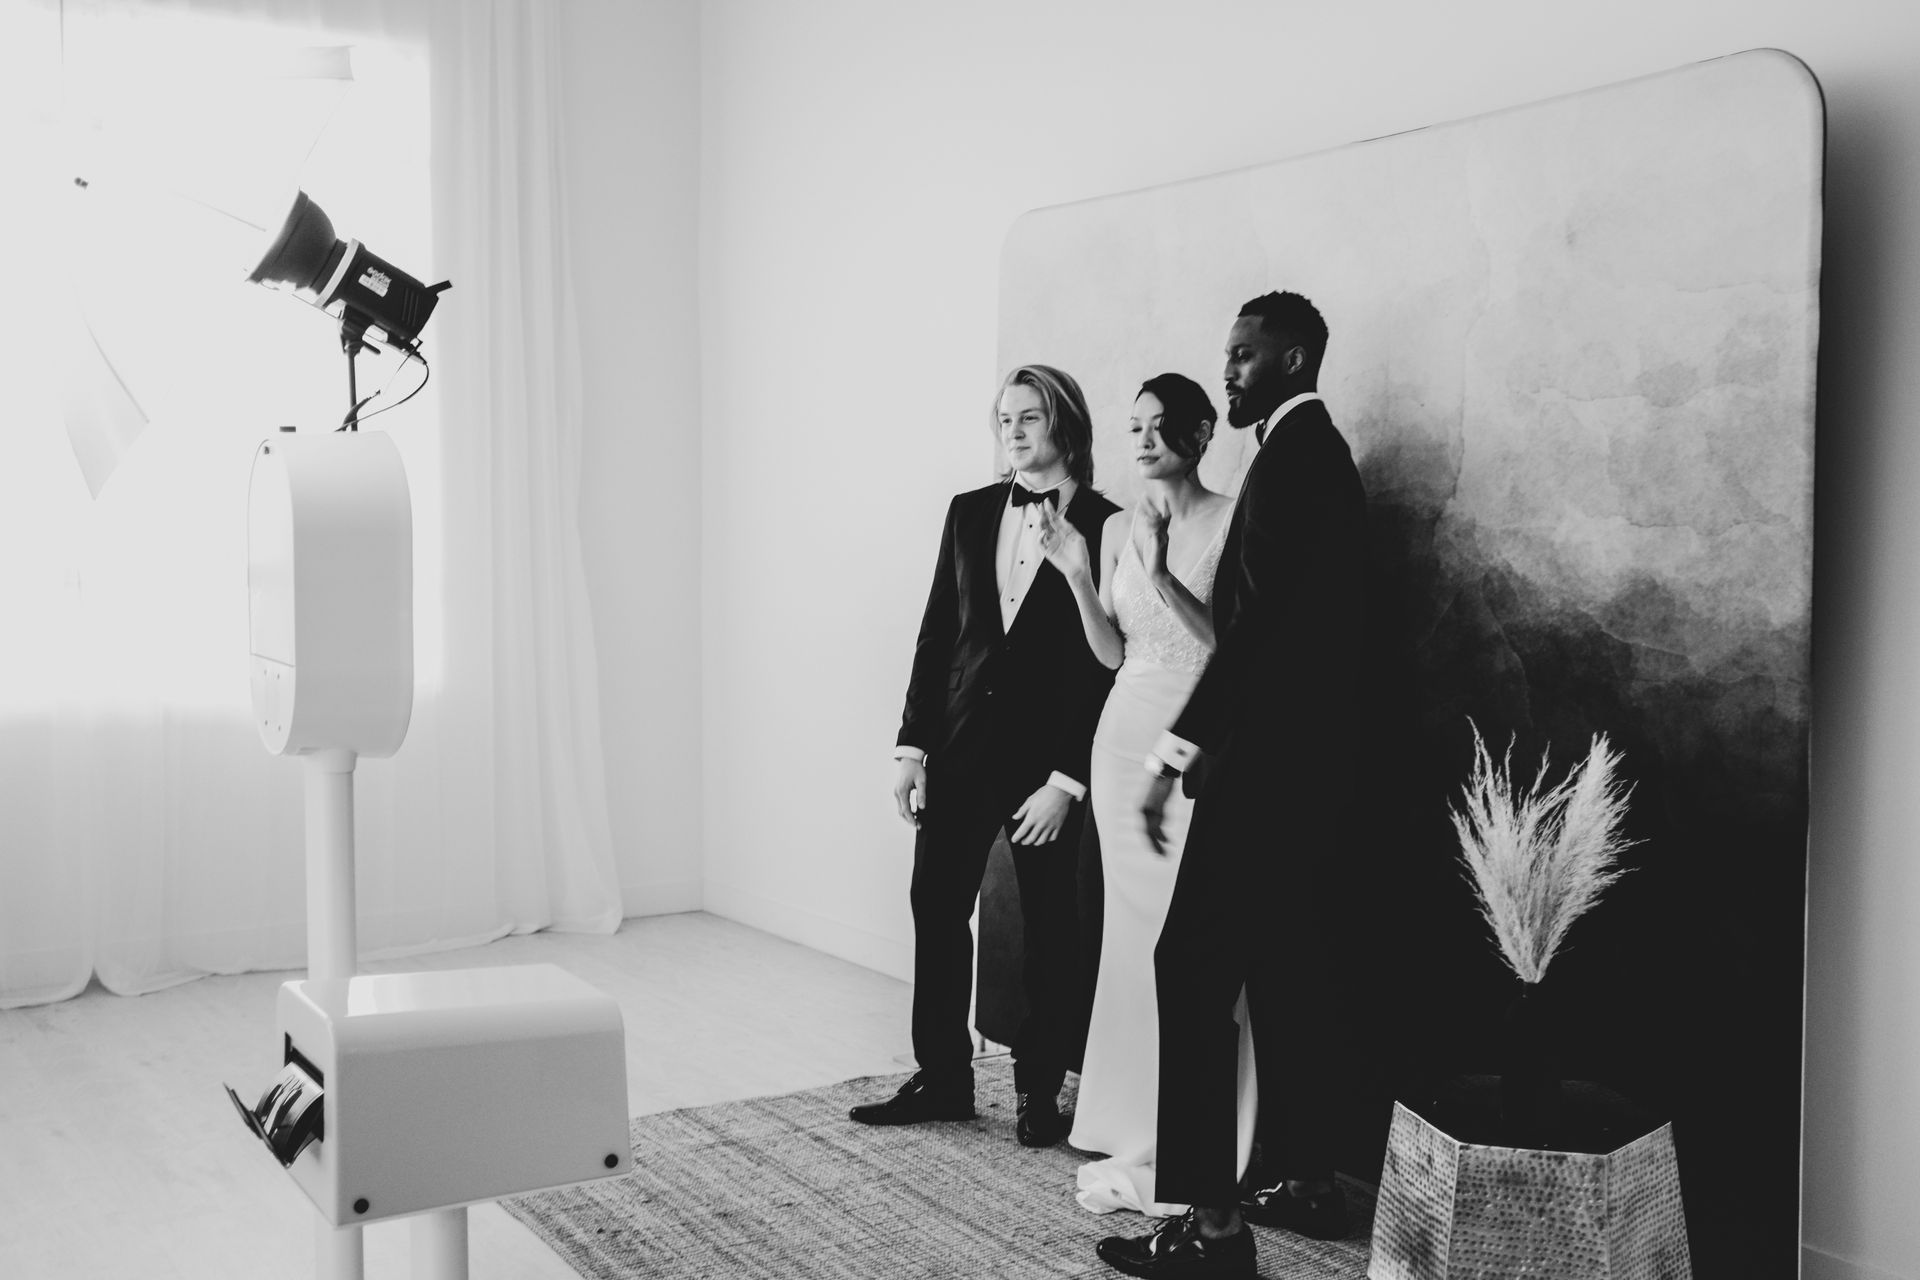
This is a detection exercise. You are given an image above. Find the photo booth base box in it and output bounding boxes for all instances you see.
[272,963,631,1226]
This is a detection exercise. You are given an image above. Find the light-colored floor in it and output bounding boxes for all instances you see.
[0,912,918,1279]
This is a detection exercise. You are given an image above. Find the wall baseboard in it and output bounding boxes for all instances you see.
[703,878,912,981]
[621,877,704,919]
[1804,1244,1915,1280]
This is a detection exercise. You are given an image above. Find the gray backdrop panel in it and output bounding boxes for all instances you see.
[979,49,1820,1279]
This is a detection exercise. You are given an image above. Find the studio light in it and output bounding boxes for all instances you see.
[250,189,450,427]
[251,189,449,355]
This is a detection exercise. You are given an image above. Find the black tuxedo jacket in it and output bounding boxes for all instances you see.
[898,480,1121,792]
[1172,397,1367,781]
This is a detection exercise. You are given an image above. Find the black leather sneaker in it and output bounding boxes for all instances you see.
[847,1071,975,1126]
[1095,1210,1256,1278]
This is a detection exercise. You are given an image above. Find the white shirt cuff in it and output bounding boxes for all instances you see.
[1150,732,1200,774]
[894,746,927,764]
[1047,771,1087,801]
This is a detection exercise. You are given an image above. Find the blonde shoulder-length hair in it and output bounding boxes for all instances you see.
[989,363,1096,489]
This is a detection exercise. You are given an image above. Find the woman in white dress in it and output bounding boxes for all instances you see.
[1036,372,1256,1217]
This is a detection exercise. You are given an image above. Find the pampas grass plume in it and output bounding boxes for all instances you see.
[1450,721,1638,984]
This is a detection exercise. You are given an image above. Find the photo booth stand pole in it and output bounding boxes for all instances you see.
[304,748,366,1280]
[300,750,466,1280]
[316,1198,366,1277]
[412,1206,468,1279]
[303,748,359,986]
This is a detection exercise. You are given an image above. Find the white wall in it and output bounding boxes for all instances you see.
[562,0,704,916]
[691,2,1920,1277]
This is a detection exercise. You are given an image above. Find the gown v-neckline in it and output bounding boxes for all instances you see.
[1123,501,1232,585]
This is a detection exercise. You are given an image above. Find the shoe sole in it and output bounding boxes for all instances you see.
[1094,1241,1255,1278]
[848,1109,976,1126]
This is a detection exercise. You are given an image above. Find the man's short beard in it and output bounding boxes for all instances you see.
[1226,393,1271,429]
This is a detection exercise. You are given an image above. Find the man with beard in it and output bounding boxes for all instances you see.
[1096,291,1367,1277]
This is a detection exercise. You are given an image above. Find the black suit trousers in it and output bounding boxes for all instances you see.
[1153,748,1349,1205]
[909,755,1083,1097]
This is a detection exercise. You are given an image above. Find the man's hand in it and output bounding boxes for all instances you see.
[1141,772,1177,855]
[1009,784,1073,845]
[894,756,928,828]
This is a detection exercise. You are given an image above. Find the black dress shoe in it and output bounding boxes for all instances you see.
[1015,1091,1069,1147]
[1239,1180,1349,1240]
[848,1071,975,1126]
[1095,1211,1256,1278]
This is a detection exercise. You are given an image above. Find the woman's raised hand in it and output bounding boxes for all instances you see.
[1133,495,1171,579]
[1037,501,1091,579]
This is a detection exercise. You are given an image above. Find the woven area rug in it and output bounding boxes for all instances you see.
[503,1058,1375,1279]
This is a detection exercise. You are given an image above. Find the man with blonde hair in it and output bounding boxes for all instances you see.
[852,364,1119,1147]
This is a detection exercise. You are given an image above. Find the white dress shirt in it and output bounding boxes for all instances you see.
[896,475,1087,802]
[998,475,1077,632]
[1148,392,1324,776]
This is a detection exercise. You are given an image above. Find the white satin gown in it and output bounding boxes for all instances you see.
[1069,514,1257,1217]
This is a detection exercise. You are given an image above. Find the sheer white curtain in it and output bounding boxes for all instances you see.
[0,0,621,1010]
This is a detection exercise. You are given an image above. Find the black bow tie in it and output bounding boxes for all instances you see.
[1010,485,1061,509]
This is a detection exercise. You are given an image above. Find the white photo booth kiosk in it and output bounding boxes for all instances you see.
[233,430,630,1279]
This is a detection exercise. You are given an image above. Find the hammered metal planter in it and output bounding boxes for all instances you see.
[1368,1101,1692,1280]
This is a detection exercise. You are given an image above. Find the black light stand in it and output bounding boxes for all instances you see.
[341,322,372,431]
[337,312,437,432]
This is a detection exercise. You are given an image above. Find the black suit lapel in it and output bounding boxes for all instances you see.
[1215,465,1255,635]
[1214,399,1317,633]
[964,484,1011,637]
[1062,486,1106,542]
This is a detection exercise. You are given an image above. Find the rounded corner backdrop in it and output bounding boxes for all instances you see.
[992,49,1820,1276]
